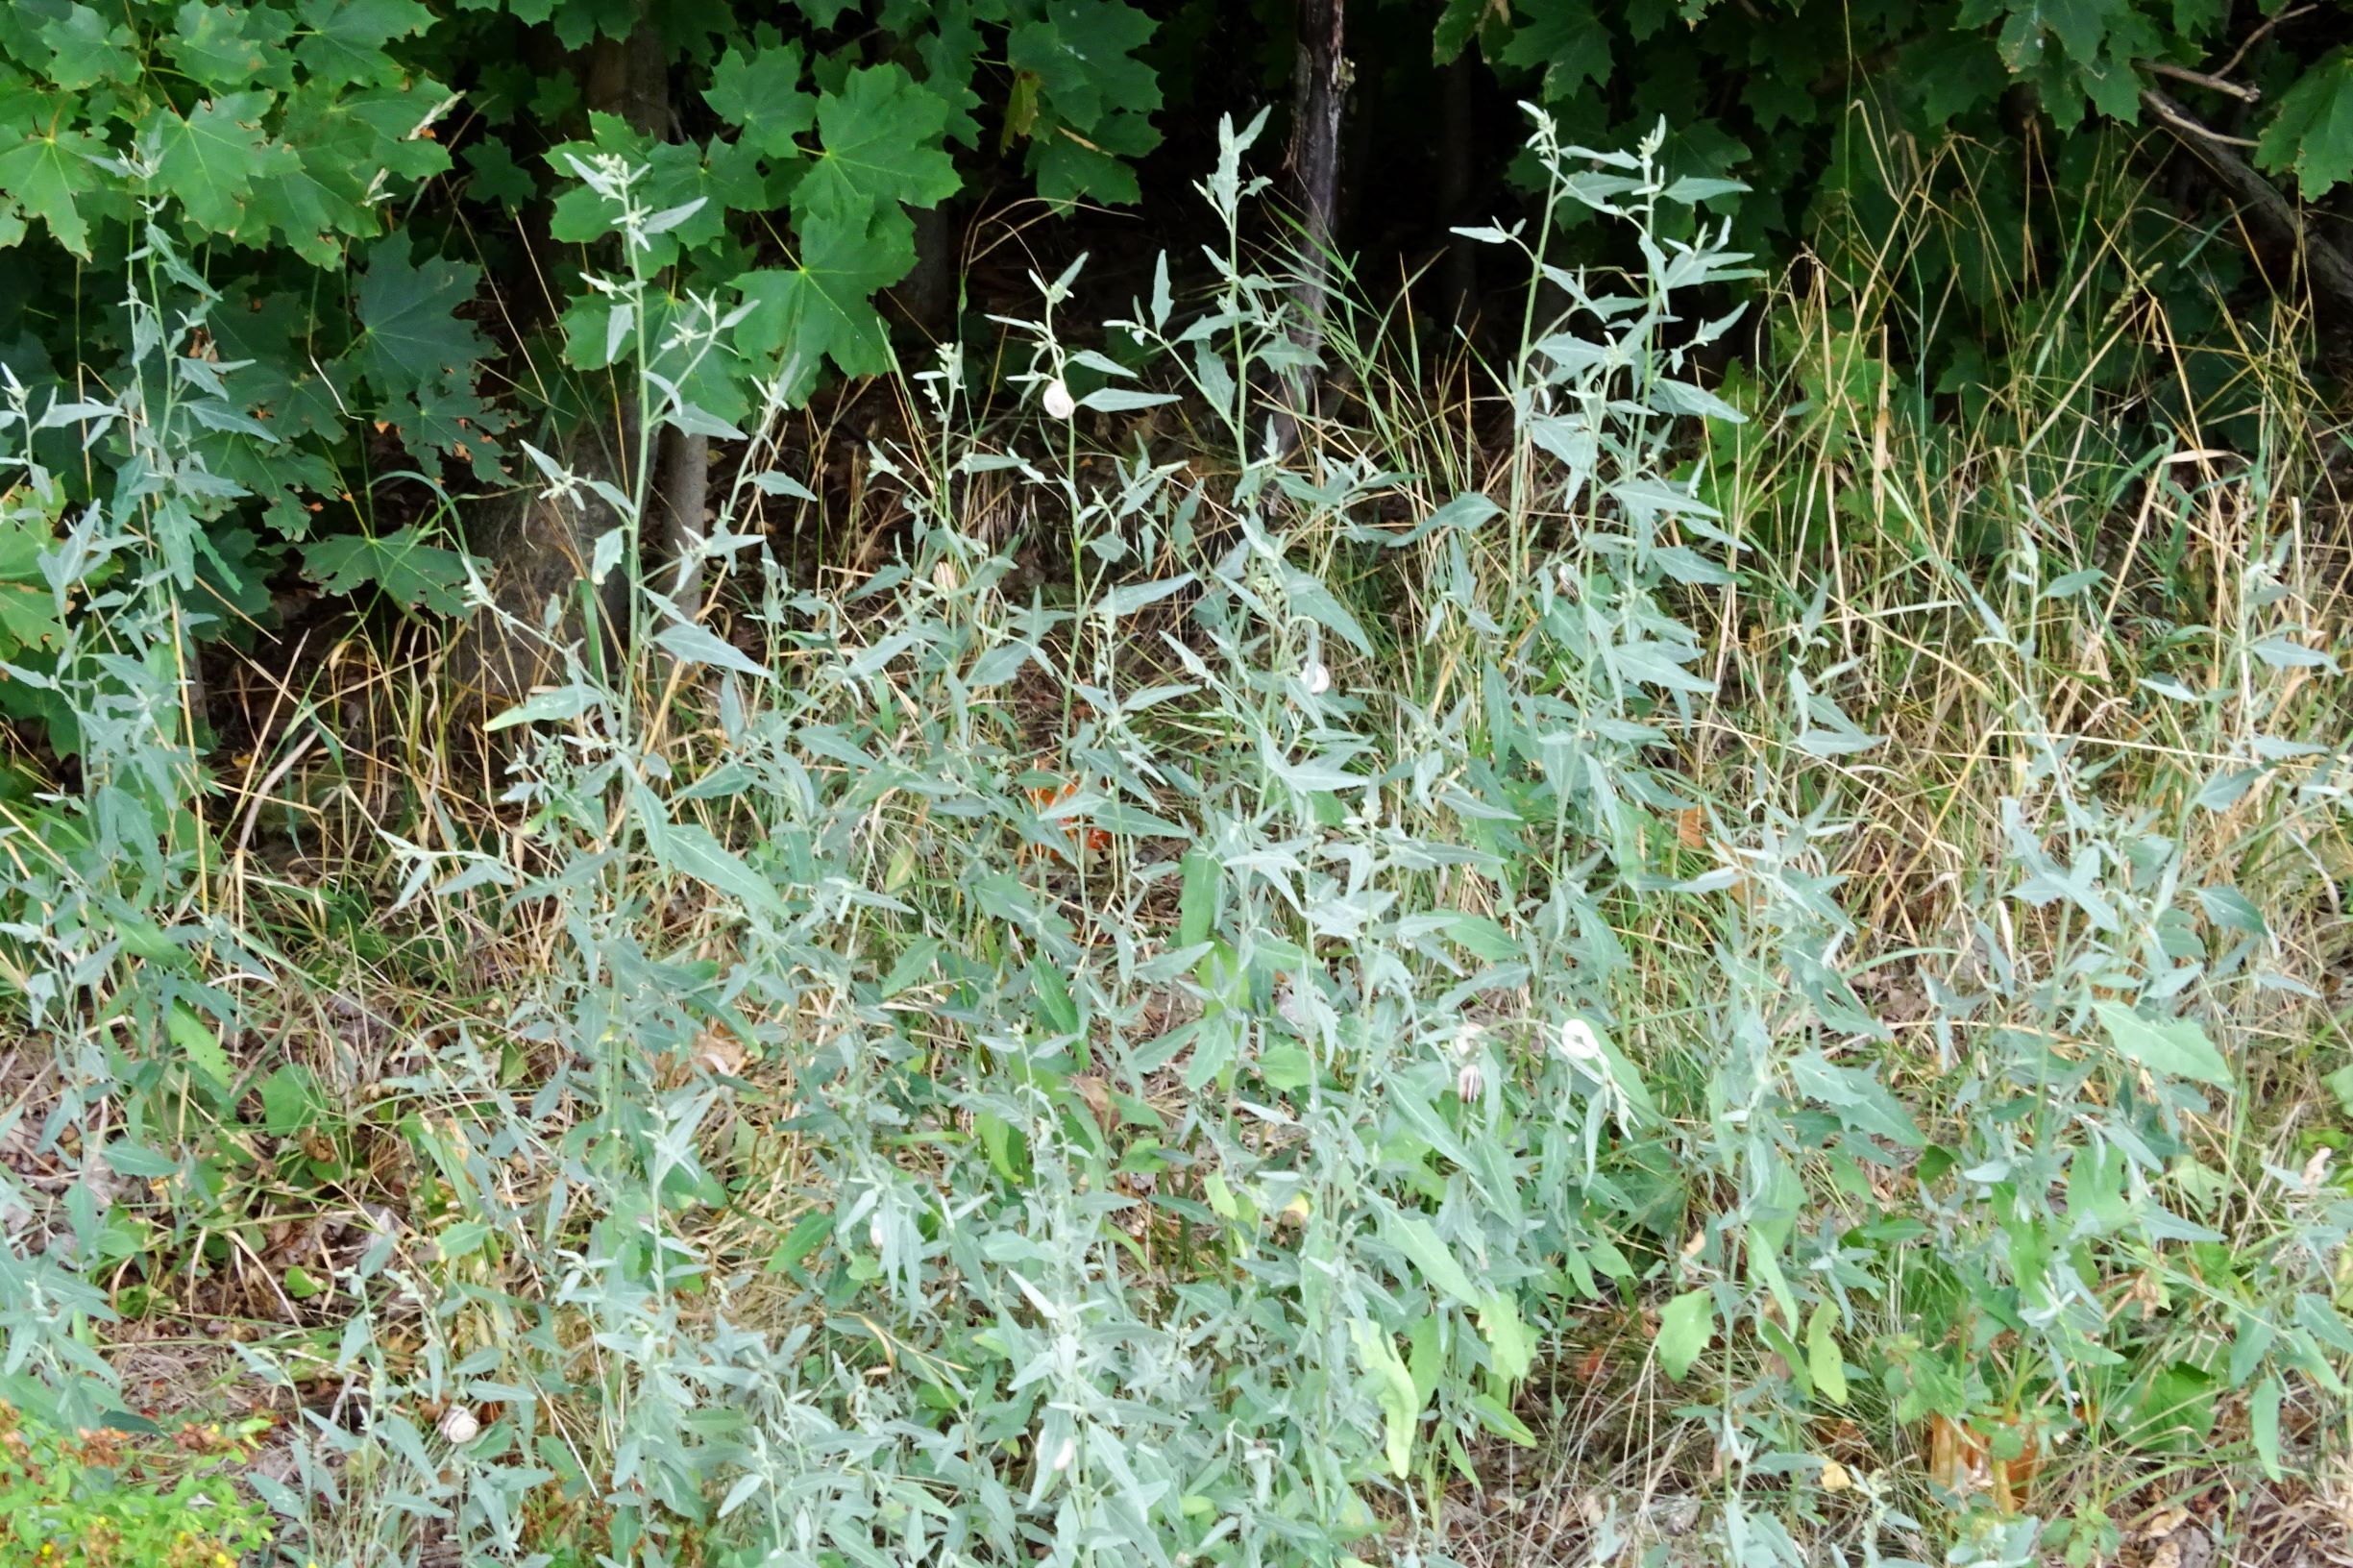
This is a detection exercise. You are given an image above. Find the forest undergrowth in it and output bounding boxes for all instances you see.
[1,111,2350,1568]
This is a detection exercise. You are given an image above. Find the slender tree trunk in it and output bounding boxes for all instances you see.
[1279,0,1346,453]
[893,204,959,342]
[461,3,712,708]
[657,416,709,607]
[586,5,712,623]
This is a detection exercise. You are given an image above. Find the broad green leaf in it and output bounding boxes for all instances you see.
[2324,1061,2353,1118]
[1178,847,1219,948]
[260,1064,322,1136]
[654,821,788,921]
[2092,1000,2230,1087]
[1806,1301,1850,1406]
[2251,1373,2283,1480]
[2256,51,2353,201]
[1656,1288,1714,1380]
[655,621,769,679]
[1385,1211,1481,1308]
[38,6,141,89]
[1008,0,1160,129]
[1097,574,1194,617]
[1389,1318,1439,1426]
[1348,1317,1421,1479]
[1478,1288,1537,1381]
[257,82,453,264]
[461,135,536,212]
[1007,0,1163,201]
[484,684,601,730]
[764,1211,834,1275]
[149,93,297,235]
[333,77,455,181]
[1443,914,1519,962]
[1910,31,2012,125]
[296,0,435,86]
[304,527,475,616]
[168,1003,235,1090]
[1501,0,1612,100]
[0,123,111,257]
[791,64,959,234]
[549,118,764,266]
[559,291,750,426]
[103,1139,180,1179]
[168,1,292,91]
[705,38,816,159]
[737,210,914,391]
[437,1220,491,1261]
[348,235,505,468]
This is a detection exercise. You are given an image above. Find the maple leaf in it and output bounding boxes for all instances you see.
[148,93,298,236]
[1502,0,1614,101]
[1904,32,2011,126]
[1008,0,1160,132]
[1006,0,1164,203]
[789,64,959,235]
[0,122,112,257]
[549,115,765,266]
[704,38,815,159]
[2257,50,2353,201]
[1030,116,1157,205]
[255,89,404,263]
[166,0,293,93]
[347,235,507,472]
[462,135,536,212]
[336,79,457,182]
[209,290,351,443]
[37,5,141,91]
[296,0,436,86]
[304,525,476,615]
[546,0,635,49]
[558,290,753,426]
[736,209,916,396]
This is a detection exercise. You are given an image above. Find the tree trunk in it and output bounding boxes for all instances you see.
[457,4,697,709]
[587,3,712,623]
[891,204,959,343]
[1279,0,1346,453]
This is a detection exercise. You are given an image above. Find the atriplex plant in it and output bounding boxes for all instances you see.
[4,106,2349,1568]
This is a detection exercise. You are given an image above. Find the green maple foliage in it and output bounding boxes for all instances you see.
[0,0,1171,631]
[0,0,2341,674]
[2258,48,2353,200]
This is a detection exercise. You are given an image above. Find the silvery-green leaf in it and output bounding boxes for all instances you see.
[751,470,816,501]
[484,683,601,731]
[590,527,625,585]
[2249,635,2335,670]
[656,621,766,678]
[2093,1000,2229,1086]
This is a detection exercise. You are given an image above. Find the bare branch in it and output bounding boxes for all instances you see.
[2142,61,2259,102]
[2142,86,2353,325]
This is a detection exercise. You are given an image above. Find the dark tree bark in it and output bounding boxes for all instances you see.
[587,4,712,620]
[457,1,701,708]
[891,200,959,342]
[2142,87,2353,336]
[1279,0,1346,453]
